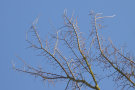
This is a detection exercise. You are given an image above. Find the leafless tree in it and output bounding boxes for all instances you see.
[13,10,135,90]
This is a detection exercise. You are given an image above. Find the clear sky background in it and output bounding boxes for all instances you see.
[1,0,135,90]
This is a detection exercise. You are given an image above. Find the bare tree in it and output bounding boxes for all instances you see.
[13,11,135,90]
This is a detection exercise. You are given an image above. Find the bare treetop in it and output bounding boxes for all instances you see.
[14,11,135,90]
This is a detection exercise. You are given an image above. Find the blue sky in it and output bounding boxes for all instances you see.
[1,0,135,90]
